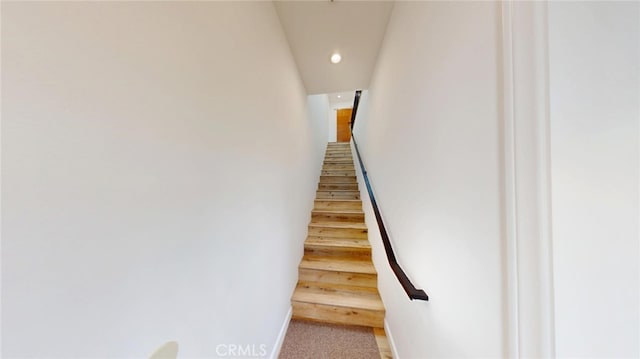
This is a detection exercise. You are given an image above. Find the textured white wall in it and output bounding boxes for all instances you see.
[548,2,640,357]
[2,2,323,357]
[352,2,505,357]
[354,2,639,358]
[307,94,330,159]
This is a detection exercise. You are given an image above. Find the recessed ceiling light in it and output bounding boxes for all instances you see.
[337,95,341,98]
[330,53,342,64]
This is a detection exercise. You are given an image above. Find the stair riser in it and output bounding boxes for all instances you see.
[321,170,356,176]
[325,151,352,155]
[323,161,354,166]
[324,157,353,164]
[319,176,357,183]
[308,226,367,239]
[316,191,360,200]
[325,156,351,160]
[323,164,355,170]
[324,157,352,161]
[314,200,362,210]
[297,268,377,288]
[322,170,355,175]
[318,183,359,191]
[292,302,384,328]
[304,246,371,259]
[311,212,364,223]
[325,153,352,157]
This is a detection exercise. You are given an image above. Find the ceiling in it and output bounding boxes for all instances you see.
[328,91,355,107]
[274,0,394,95]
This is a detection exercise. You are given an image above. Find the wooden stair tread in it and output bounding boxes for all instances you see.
[292,282,384,311]
[316,190,361,199]
[312,209,364,215]
[311,209,364,223]
[309,222,367,229]
[300,255,377,274]
[317,190,360,192]
[298,268,377,288]
[318,180,357,182]
[291,142,385,329]
[305,236,371,249]
[314,200,361,207]
[297,281,380,295]
[314,199,362,210]
[317,182,358,185]
[319,176,357,180]
[317,188,359,192]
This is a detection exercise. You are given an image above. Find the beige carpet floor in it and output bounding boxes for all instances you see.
[279,320,380,359]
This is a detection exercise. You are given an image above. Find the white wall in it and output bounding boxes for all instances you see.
[548,2,640,357]
[352,2,505,357]
[307,94,330,160]
[2,2,324,357]
[355,1,639,358]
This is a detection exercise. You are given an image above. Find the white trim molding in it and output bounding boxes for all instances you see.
[269,306,292,359]
[501,1,556,358]
[384,319,400,359]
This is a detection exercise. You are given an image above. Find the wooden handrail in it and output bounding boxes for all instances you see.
[350,90,429,301]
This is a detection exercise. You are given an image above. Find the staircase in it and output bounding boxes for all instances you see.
[291,142,385,328]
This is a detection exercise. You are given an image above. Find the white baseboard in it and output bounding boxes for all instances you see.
[269,306,292,359]
[384,319,400,359]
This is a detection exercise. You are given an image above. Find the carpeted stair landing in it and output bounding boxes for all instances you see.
[279,320,380,359]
